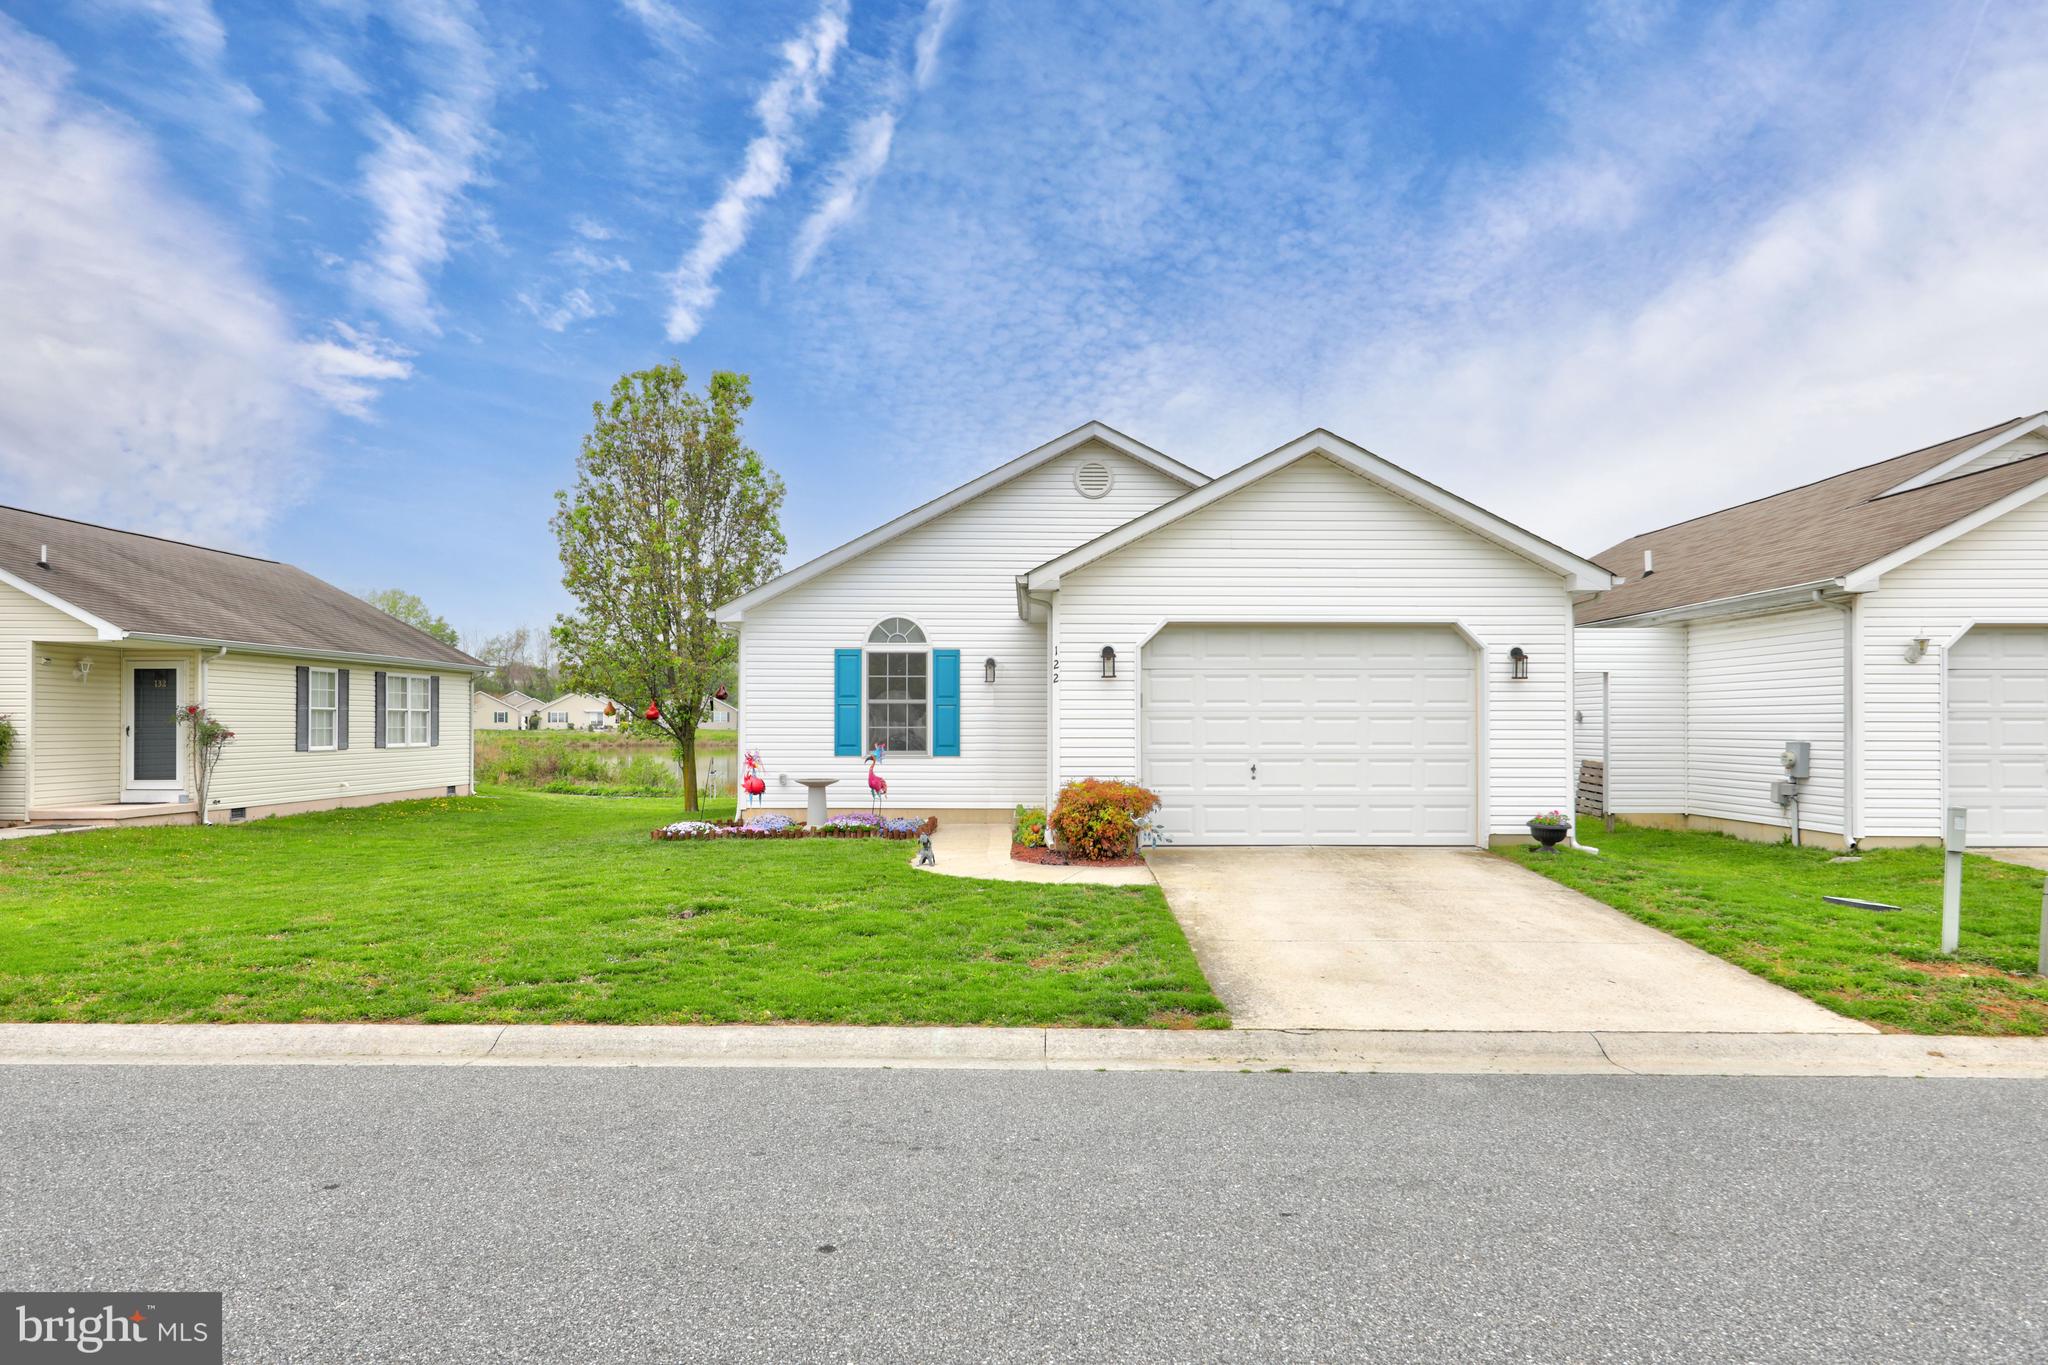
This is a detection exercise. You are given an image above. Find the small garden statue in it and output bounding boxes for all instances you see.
[866,742,888,814]
[915,831,936,867]
[742,749,767,808]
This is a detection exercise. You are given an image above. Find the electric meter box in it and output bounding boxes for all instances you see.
[1779,741,1811,780]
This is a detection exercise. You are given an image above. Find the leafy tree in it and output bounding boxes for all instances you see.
[361,588,461,648]
[552,365,785,807]
[474,626,558,699]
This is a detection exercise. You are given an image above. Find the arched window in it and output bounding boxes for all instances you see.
[868,617,926,645]
[866,617,929,752]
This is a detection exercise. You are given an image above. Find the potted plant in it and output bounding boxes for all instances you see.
[1527,809,1570,850]
[0,713,14,769]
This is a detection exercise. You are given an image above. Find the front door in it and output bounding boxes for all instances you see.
[123,662,184,802]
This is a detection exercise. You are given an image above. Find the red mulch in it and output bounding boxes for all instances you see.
[1010,843,1146,869]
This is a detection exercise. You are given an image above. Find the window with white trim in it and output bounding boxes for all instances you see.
[547,710,568,725]
[308,667,339,750]
[492,711,509,724]
[866,617,928,754]
[387,673,431,747]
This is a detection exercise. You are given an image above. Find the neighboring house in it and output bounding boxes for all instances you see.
[705,693,738,728]
[718,422,1610,845]
[1576,412,2048,849]
[472,690,523,730]
[543,692,616,730]
[0,504,482,827]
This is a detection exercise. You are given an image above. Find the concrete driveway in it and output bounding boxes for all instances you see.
[1148,847,1872,1033]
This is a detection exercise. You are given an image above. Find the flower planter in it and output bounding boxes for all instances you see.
[1527,821,1569,851]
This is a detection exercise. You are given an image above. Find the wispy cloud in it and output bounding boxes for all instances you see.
[0,15,408,545]
[346,0,506,332]
[779,2,2048,561]
[84,0,269,193]
[791,0,958,279]
[518,217,634,332]
[664,0,848,341]
[618,0,706,61]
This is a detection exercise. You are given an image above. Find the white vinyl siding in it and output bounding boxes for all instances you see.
[387,674,431,747]
[0,583,104,820]
[734,444,1191,809]
[1573,624,1687,814]
[1683,607,1846,835]
[1859,487,2048,839]
[1051,455,1576,839]
[308,667,338,750]
[204,654,469,811]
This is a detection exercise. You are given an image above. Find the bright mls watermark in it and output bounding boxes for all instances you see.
[2,1294,220,1363]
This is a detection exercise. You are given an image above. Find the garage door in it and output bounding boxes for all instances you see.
[1141,624,1476,845]
[1948,627,2048,845]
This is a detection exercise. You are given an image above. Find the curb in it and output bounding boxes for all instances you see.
[0,1024,2044,1078]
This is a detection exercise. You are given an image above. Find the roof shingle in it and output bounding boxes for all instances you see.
[0,504,479,667]
[1577,417,2048,625]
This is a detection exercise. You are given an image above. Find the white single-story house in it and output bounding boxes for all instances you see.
[0,504,482,827]
[718,422,1611,846]
[1576,411,2048,849]
[541,692,617,730]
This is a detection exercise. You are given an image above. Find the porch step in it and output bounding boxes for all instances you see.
[26,802,199,828]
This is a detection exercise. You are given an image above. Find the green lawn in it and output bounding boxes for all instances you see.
[1506,822,2048,1034]
[473,729,737,797]
[0,790,1224,1028]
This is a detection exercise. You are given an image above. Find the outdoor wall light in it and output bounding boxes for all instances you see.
[984,657,997,684]
[73,658,92,682]
[1100,646,1117,679]
[1509,646,1529,681]
[1904,637,1931,664]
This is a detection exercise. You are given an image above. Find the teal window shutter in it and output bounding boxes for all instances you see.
[932,649,960,757]
[833,649,862,755]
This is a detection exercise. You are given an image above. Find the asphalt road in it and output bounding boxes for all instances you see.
[0,1067,2042,1363]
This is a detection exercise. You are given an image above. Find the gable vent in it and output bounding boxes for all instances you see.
[1074,459,1114,499]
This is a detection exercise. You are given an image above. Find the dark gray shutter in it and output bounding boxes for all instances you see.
[294,666,310,752]
[336,669,350,750]
[373,671,387,749]
[429,676,441,746]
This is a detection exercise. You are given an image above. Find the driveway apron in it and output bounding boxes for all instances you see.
[1147,847,1871,1033]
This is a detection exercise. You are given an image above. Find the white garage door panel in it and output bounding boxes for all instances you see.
[1948,627,2048,845]
[1143,625,1477,846]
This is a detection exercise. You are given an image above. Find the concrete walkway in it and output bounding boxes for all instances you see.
[1980,847,2048,872]
[0,1023,2042,1077]
[911,820,1155,886]
[1148,846,1871,1034]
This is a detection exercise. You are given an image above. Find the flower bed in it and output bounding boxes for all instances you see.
[1010,842,1145,869]
[652,813,936,842]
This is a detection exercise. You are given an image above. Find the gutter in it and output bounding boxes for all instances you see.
[1818,592,1859,849]
[1579,578,1849,630]
[120,633,486,673]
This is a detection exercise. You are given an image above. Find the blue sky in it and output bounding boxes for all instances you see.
[3,0,2046,643]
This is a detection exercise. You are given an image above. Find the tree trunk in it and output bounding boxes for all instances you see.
[678,724,700,811]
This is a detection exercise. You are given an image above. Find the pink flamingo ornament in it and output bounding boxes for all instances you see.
[741,750,767,808]
[865,743,888,814]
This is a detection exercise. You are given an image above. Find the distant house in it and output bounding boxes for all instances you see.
[541,692,616,730]
[472,690,524,730]
[0,504,482,827]
[705,693,738,728]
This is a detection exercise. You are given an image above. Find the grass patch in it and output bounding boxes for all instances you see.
[1505,822,2048,1034]
[0,788,1224,1028]
[474,729,736,797]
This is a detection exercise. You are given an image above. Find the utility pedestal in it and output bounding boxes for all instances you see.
[1942,806,1967,956]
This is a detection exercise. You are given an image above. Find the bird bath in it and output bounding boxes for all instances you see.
[795,777,839,825]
